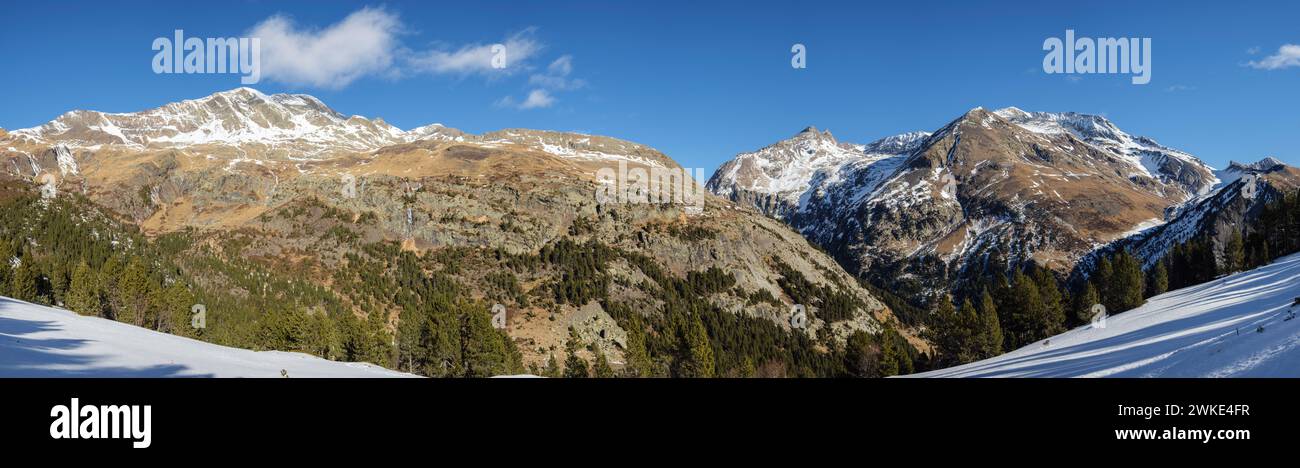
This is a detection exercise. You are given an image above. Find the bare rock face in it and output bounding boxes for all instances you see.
[0,88,911,368]
[708,107,1220,302]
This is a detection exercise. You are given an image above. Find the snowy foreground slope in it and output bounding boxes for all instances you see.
[914,252,1300,378]
[0,297,413,377]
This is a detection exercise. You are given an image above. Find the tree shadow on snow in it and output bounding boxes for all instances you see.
[0,299,213,377]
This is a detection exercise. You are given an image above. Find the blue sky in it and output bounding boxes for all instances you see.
[2,0,1298,175]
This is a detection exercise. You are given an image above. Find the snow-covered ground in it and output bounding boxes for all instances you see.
[913,252,1300,378]
[0,297,413,377]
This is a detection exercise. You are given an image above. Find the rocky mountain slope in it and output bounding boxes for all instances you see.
[708,107,1220,303]
[1075,157,1300,277]
[0,88,915,377]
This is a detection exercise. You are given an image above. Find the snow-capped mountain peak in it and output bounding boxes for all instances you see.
[1226,156,1287,174]
[993,107,1218,196]
[709,106,1228,300]
[704,126,928,213]
[13,87,413,155]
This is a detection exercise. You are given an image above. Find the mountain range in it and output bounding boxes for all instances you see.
[3,87,1297,377]
[707,106,1290,304]
[0,88,914,377]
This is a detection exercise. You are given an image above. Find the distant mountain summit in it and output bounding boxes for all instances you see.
[10,87,680,169]
[708,107,1224,301]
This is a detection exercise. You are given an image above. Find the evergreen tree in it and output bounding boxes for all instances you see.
[926,297,963,366]
[1225,230,1246,274]
[1148,260,1169,297]
[396,310,426,373]
[424,306,463,377]
[1004,270,1044,348]
[460,306,517,377]
[98,257,123,319]
[621,317,653,377]
[562,328,590,378]
[543,352,562,378]
[844,330,879,378]
[877,328,910,377]
[957,298,981,363]
[1032,267,1066,337]
[680,314,715,378]
[65,261,99,315]
[1094,257,1114,307]
[49,265,69,306]
[977,289,1003,358]
[592,345,614,378]
[10,258,38,303]
[1109,250,1146,313]
[364,310,394,368]
[1074,282,1101,324]
[117,259,152,327]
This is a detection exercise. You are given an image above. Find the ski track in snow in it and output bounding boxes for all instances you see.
[0,297,414,378]
[911,252,1300,378]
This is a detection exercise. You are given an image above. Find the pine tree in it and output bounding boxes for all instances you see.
[49,266,68,306]
[680,314,715,378]
[1094,257,1114,306]
[543,352,562,378]
[877,328,910,377]
[621,318,653,377]
[1225,230,1246,274]
[926,297,966,366]
[562,328,590,378]
[361,310,394,367]
[977,289,1003,358]
[10,258,38,303]
[396,310,426,373]
[1005,269,1046,349]
[956,298,981,364]
[844,330,879,377]
[116,259,152,327]
[1032,267,1066,337]
[1110,250,1146,312]
[65,261,99,315]
[1074,282,1101,324]
[1148,260,1169,297]
[460,305,514,377]
[592,345,614,378]
[98,257,123,319]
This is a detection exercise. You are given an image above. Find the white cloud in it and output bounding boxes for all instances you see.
[548,55,572,75]
[409,29,542,75]
[1247,44,1300,70]
[528,55,586,90]
[251,7,402,89]
[520,90,556,109]
[1247,46,1261,55]
[497,89,556,110]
